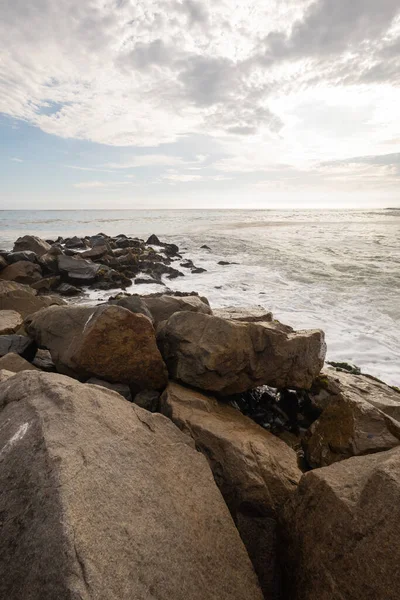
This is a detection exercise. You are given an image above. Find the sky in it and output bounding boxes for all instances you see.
[0,0,400,209]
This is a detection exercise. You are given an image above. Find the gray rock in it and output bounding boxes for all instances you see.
[0,371,263,600]
[58,254,100,283]
[86,377,132,401]
[213,306,273,323]
[6,251,39,264]
[109,294,153,322]
[144,294,212,325]
[0,335,37,361]
[134,389,160,412]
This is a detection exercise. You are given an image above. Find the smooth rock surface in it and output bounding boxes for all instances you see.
[109,294,153,322]
[144,294,212,325]
[0,371,263,600]
[0,352,38,372]
[0,369,15,382]
[0,310,24,335]
[0,261,42,285]
[285,447,400,600]
[58,254,101,283]
[158,312,326,394]
[26,304,168,390]
[161,381,301,598]
[13,235,51,257]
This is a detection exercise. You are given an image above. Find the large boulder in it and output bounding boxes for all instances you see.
[25,304,168,390]
[109,294,154,322]
[161,381,301,598]
[310,367,400,418]
[158,312,326,395]
[13,235,51,257]
[144,294,212,325]
[0,261,42,285]
[285,447,400,600]
[305,369,400,468]
[57,254,101,283]
[0,310,23,335]
[0,371,263,600]
[0,353,38,372]
[6,251,39,264]
[0,281,65,318]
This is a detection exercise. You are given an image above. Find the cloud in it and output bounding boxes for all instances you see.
[11,157,23,162]
[104,154,193,168]
[73,180,133,189]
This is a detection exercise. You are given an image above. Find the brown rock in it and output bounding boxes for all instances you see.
[0,255,8,270]
[305,370,400,468]
[80,245,108,260]
[0,371,263,600]
[25,304,168,390]
[86,377,132,401]
[158,312,326,395]
[144,294,212,324]
[0,261,42,285]
[285,447,400,600]
[0,281,65,319]
[13,235,51,257]
[213,305,273,322]
[0,310,23,334]
[160,381,301,597]
[0,353,38,372]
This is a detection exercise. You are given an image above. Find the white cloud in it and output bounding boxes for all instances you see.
[11,157,23,162]
[73,181,133,189]
[105,155,190,168]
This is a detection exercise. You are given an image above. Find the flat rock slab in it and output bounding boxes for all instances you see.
[0,353,38,372]
[213,306,273,323]
[0,310,23,335]
[286,447,400,600]
[58,254,101,282]
[0,371,263,600]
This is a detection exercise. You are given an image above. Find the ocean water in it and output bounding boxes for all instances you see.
[0,209,399,385]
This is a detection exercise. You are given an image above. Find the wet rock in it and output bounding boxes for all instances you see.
[191,267,207,273]
[6,251,39,264]
[64,236,87,249]
[304,368,400,467]
[285,446,400,600]
[135,277,164,285]
[160,381,302,598]
[0,261,42,285]
[25,304,168,390]
[218,260,235,265]
[13,235,51,257]
[86,377,132,401]
[0,352,38,372]
[56,283,81,296]
[0,370,262,600]
[80,245,109,260]
[32,348,56,372]
[158,312,326,395]
[327,361,361,375]
[0,256,7,270]
[144,294,212,325]
[0,281,66,318]
[146,234,163,245]
[0,335,37,361]
[213,306,273,323]
[134,389,160,412]
[0,310,24,335]
[58,254,100,283]
[38,246,63,274]
[201,244,211,250]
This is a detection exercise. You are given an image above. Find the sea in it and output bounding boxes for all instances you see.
[0,209,399,385]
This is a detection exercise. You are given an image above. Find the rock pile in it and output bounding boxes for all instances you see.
[0,232,399,599]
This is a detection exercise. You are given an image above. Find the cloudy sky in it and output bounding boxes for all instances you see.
[1,0,400,209]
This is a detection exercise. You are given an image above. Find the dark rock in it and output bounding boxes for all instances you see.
[0,335,37,361]
[31,277,61,293]
[218,261,232,266]
[38,247,63,274]
[134,389,160,412]
[327,361,361,375]
[58,254,100,283]
[0,256,7,270]
[180,260,195,269]
[201,244,211,250]
[146,234,162,245]
[192,267,207,274]
[115,238,142,249]
[6,251,39,264]
[56,283,81,297]
[86,377,132,401]
[80,246,109,260]
[32,348,56,372]
[135,277,164,285]
[64,236,87,249]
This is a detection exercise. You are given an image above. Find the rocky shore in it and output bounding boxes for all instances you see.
[1,234,400,599]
